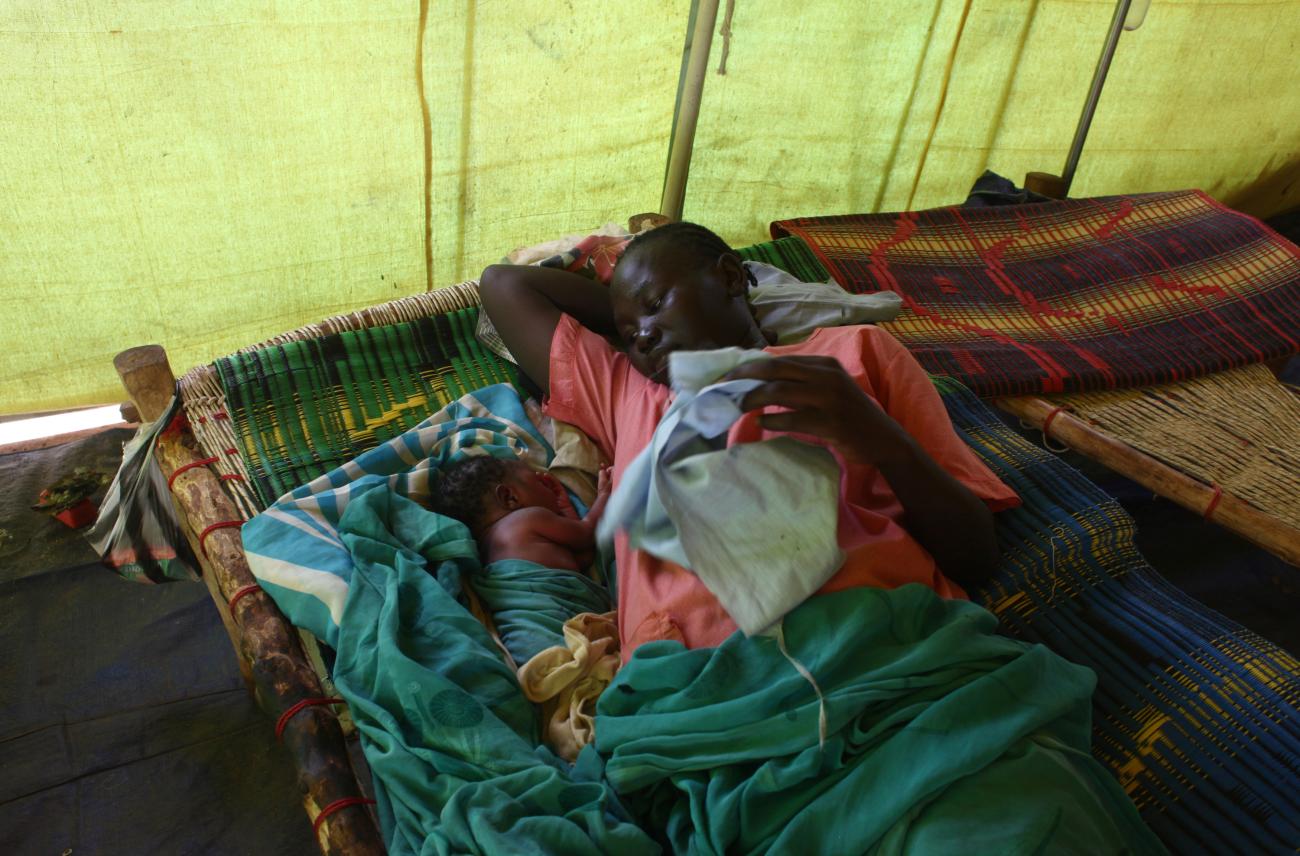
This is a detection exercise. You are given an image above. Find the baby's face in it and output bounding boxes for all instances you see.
[502,461,561,514]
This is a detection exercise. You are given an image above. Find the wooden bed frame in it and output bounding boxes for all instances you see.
[114,345,384,856]
[111,263,1297,854]
[999,389,1300,566]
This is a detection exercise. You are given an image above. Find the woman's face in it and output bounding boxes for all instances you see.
[609,246,757,382]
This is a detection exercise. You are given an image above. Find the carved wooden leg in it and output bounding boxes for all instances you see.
[115,345,385,855]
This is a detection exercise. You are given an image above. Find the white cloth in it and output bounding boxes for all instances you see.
[598,347,844,635]
[746,261,903,344]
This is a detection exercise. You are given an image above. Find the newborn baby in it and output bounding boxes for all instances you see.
[433,456,610,573]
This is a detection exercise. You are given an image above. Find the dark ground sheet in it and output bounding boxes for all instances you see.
[1,406,1296,855]
[0,428,316,856]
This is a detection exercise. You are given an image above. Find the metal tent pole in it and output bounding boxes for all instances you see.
[1026,0,1148,198]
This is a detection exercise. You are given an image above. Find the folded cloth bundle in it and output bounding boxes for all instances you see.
[746,260,902,343]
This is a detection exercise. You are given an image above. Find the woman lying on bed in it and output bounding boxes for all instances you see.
[480,221,1020,656]
[237,220,1162,853]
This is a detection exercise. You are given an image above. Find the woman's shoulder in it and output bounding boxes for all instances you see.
[779,323,904,361]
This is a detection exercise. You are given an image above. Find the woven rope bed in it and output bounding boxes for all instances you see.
[178,281,489,518]
[1010,363,1300,535]
[998,366,1300,565]
[117,239,1300,855]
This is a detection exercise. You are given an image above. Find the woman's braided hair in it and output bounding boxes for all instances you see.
[618,221,757,288]
[432,455,509,531]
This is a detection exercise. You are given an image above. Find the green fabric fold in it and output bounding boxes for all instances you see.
[598,584,1163,855]
[475,559,613,667]
[332,488,655,856]
[330,486,1161,855]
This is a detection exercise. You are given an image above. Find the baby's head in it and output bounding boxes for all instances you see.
[610,222,766,382]
[433,456,559,533]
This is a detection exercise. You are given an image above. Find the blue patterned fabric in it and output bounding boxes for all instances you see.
[940,375,1300,852]
[240,383,552,647]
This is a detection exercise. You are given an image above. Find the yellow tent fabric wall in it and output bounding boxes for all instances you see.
[0,1,688,414]
[423,1,689,285]
[686,0,1300,242]
[2,0,1297,414]
[2,3,427,414]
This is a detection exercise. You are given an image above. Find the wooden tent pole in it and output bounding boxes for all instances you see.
[661,0,721,221]
[114,345,385,856]
[1000,395,1300,567]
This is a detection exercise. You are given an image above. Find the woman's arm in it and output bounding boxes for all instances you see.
[479,264,617,394]
[866,426,1000,586]
[726,356,1001,585]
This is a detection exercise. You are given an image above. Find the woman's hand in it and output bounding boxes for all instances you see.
[726,355,1000,585]
[725,356,909,466]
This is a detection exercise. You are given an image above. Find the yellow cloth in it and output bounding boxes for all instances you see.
[528,399,608,507]
[517,611,620,762]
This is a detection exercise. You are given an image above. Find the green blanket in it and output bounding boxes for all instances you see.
[332,487,1162,855]
[475,559,612,667]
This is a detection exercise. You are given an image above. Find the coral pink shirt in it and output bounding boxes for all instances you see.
[543,315,1019,658]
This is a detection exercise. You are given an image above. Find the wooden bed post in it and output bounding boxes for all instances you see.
[114,346,253,691]
[114,346,177,425]
[114,345,386,856]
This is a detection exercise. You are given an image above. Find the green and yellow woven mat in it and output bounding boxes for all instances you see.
[735,235,829,282]
[215,306,519,506]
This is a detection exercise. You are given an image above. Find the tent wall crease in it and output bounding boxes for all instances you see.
[3,0,1298,414]
[423,0,690,285]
